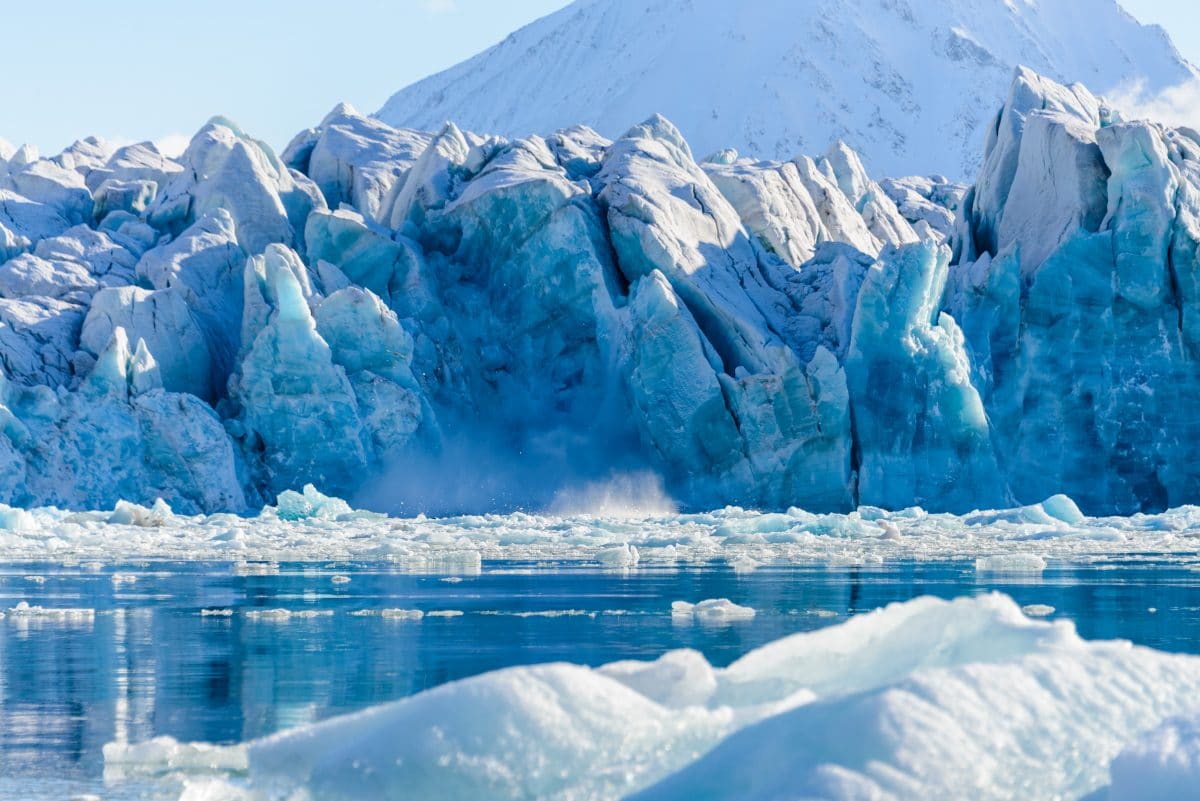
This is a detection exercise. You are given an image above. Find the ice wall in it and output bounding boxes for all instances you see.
[0,68,1197,515]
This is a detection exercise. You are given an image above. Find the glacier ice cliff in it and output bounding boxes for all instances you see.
[3,68,1200,516]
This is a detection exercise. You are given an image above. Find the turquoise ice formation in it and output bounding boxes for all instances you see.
[0,69,1197,515]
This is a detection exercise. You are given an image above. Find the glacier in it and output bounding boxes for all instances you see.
[4,67,1200,517]
[100,593,1200,801]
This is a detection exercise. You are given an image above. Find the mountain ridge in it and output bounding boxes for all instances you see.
[377,0,1196,179]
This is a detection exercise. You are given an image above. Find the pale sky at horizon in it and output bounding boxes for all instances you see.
[0,0,1195,157]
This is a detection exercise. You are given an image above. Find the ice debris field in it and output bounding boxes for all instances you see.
[5,483,1200,568]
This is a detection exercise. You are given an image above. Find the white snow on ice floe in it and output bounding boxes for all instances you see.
[101,593,1200,801]
[5,490,1200,568]
[1107,716,1200,800]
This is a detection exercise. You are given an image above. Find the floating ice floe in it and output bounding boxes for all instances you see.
[244,609,332,621]
[7,601,94,621]
[380,608,423,621]
[101,593,1200,800]
[1021,604,1055,617]
[672,598,756,624]
[975,553,1047,573]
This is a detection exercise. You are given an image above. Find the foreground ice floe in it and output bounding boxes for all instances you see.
[101,593,1200,800]
[3,486,1200,566]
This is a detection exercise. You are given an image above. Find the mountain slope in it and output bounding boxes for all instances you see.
[377,0,1195,179]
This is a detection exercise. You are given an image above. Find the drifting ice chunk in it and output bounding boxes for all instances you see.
[672,598,756,624]
[975,553,1047,573]
[102,736,247,777]
[596,543,639,568]
[108,498,173,527]
[380,608,424,621]
[272,484,354,521]
[7,601,94,621]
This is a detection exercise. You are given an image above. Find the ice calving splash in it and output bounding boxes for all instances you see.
[102,593,1200,800]
[1,486,1199,567]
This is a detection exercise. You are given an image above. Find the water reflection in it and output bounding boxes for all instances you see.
[0,559,1198,798]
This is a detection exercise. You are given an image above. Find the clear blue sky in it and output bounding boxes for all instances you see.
[0,0,1194,156]
[0,1,571,154]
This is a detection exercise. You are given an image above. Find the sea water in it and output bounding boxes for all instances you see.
[2,557,1199,800]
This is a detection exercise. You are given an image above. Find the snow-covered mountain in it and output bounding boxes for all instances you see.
[377,0,1196,179]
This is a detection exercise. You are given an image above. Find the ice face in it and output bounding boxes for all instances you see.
[285,103,434,225]
[951,70,1200,513]
[0,328,245,513]
[98,593,1200,801]
[3,66,1200,515]
[847,240,1003,511]
[150,117,325,257]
